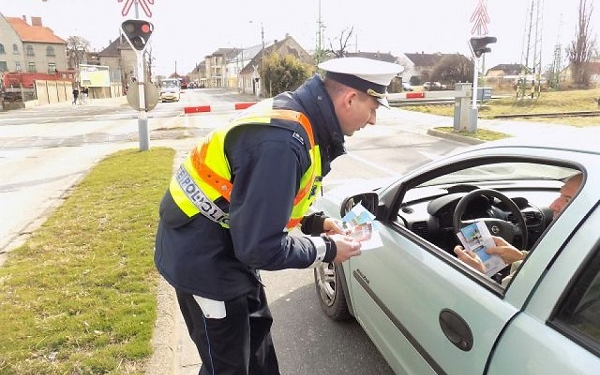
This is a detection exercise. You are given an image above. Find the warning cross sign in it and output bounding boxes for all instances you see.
[118,0,154,18]
[470,0,490,35]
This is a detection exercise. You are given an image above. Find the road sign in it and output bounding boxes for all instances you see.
[470,0,490,35]
[127,82,159,111]
[118,0,154,17]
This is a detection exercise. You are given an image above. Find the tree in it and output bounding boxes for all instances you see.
[566,0,597,86]
[261,53,311,97]
[430,54,473,86]
[326,27,354,58]
[66,36,90,70]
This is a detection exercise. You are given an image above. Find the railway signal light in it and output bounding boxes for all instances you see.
[469,36,497,58]
[121,20,154,51]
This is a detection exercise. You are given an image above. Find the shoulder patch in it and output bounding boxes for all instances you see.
[291,132,305,145]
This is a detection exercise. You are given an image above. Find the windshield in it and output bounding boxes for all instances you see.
[419,162,578,187]
[160,80,180,89]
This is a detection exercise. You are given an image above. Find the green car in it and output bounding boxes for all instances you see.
[313,135,600,375]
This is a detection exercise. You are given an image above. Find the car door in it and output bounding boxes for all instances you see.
[486,204,600,374]
[347,219,521,375]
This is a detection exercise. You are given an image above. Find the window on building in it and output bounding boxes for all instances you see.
[26,45,34,56]
[48,63,57,74]
[27,62,36,72]
[46,46,55,57]
[0,61,8,72]
[13,44,19,54]
[0,44,5,54]
[15,61,22,71]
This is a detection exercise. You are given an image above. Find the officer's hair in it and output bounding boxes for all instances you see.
[323,77,354,99]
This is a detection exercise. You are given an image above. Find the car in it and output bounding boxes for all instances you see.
[313,135,600,375]
[402,82,414,91]
[423,81,447,90]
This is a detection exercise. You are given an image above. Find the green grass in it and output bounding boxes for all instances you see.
[404,87,600,127]
[433,126,510,141]
[0,148,175,375]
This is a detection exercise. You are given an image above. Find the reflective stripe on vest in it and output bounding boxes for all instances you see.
[168,99,322,230]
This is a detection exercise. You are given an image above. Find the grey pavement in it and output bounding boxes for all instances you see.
[1,97,598,375]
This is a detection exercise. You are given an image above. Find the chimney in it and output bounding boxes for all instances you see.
[31,17,43,27]
[22,15,27,23]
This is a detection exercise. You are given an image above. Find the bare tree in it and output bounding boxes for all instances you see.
[326,27,354,58]
[566,0,597,86]
[66,36,90,70]
[431,54,474,86]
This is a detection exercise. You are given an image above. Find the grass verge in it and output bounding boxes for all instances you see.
[403,87,600,127]
[433,127,510,142]
[0,147,175,375]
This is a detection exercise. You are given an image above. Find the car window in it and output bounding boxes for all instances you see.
[550,243,600,354]
[395,159,583,290]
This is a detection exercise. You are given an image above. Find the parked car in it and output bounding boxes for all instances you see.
[313,135,599,375]
[402,82,414,91]
[423,81,447,90]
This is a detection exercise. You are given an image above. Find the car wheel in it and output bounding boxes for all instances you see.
[314,263,352,321]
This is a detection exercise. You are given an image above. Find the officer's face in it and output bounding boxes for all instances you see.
[338,90,378,136]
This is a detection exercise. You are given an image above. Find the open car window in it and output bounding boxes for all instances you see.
[394,159,583,289]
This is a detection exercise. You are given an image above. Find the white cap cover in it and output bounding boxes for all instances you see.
[318,57,404,108]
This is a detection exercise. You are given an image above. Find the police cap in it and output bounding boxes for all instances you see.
[318,57,403,108]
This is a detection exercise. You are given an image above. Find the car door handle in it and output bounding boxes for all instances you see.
[439,308,473,351]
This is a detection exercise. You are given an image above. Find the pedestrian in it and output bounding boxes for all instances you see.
[81,87,89,104]
[154,57,403,375]
[72,86,79,105]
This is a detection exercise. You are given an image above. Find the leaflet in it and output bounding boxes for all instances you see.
[456,221,506,276]
[341,203,383,250]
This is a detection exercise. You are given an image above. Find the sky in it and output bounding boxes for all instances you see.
[2,0,598,76]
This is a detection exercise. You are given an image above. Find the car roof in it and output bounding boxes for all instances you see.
[467,132,599,155]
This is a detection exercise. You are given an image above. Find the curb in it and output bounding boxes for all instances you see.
[426,128,486,145]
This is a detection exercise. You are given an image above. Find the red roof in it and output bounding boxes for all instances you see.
[6,17,66,44]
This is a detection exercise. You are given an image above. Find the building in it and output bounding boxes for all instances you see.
[0,14,68,74]
[397,52,461,85]
[97,34,137,93]
[239,35,313,96]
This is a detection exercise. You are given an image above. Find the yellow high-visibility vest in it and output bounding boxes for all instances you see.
[168,99,322,230]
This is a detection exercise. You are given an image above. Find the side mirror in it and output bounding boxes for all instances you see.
[340,192,379,218]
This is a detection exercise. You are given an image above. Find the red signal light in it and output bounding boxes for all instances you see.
[141,24,151,33]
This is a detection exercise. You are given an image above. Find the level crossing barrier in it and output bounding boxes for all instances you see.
[183,102,256,114]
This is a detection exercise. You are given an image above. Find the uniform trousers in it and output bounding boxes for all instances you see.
[176,284,281,375]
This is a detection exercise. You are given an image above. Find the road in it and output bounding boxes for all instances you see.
[0,89,467,374]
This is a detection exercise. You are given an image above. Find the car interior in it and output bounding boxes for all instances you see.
[392,161,582,284]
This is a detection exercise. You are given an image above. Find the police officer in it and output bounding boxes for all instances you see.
[155,57,403,375]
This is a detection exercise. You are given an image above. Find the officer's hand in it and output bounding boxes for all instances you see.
[323,218,349,235]
[329,234,361,263]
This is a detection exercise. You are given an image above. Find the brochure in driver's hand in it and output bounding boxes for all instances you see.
[456,221,506,276]
[341,203,383,250]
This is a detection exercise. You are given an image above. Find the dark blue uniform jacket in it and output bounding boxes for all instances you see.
[154,75,347,301]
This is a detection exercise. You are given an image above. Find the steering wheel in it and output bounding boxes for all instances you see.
[453,189,528,250]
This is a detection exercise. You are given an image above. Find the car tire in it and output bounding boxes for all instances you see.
[314,263,352,321]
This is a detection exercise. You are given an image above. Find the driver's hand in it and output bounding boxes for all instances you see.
[454,246,486,273]
[486,236,526,264]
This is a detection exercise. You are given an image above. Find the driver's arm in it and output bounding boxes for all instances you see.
[486,236,527,264]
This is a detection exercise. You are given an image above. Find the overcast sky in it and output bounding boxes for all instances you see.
[2,0,597,76]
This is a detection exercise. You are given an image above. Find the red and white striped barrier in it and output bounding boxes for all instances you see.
[183,102,256,114]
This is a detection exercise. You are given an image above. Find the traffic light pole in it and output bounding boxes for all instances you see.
[469,56,479,133]
[136,50,149,151]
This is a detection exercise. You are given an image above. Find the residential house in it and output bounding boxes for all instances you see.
[485,63,524,86]
[97,34,137,94]
[0,14,68,74]
[203,48,241,88]
[224,42,271,91]
[397,52,461,85]
[562,60,600,86]
[188,60,206,87]
[239,34,313,96]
